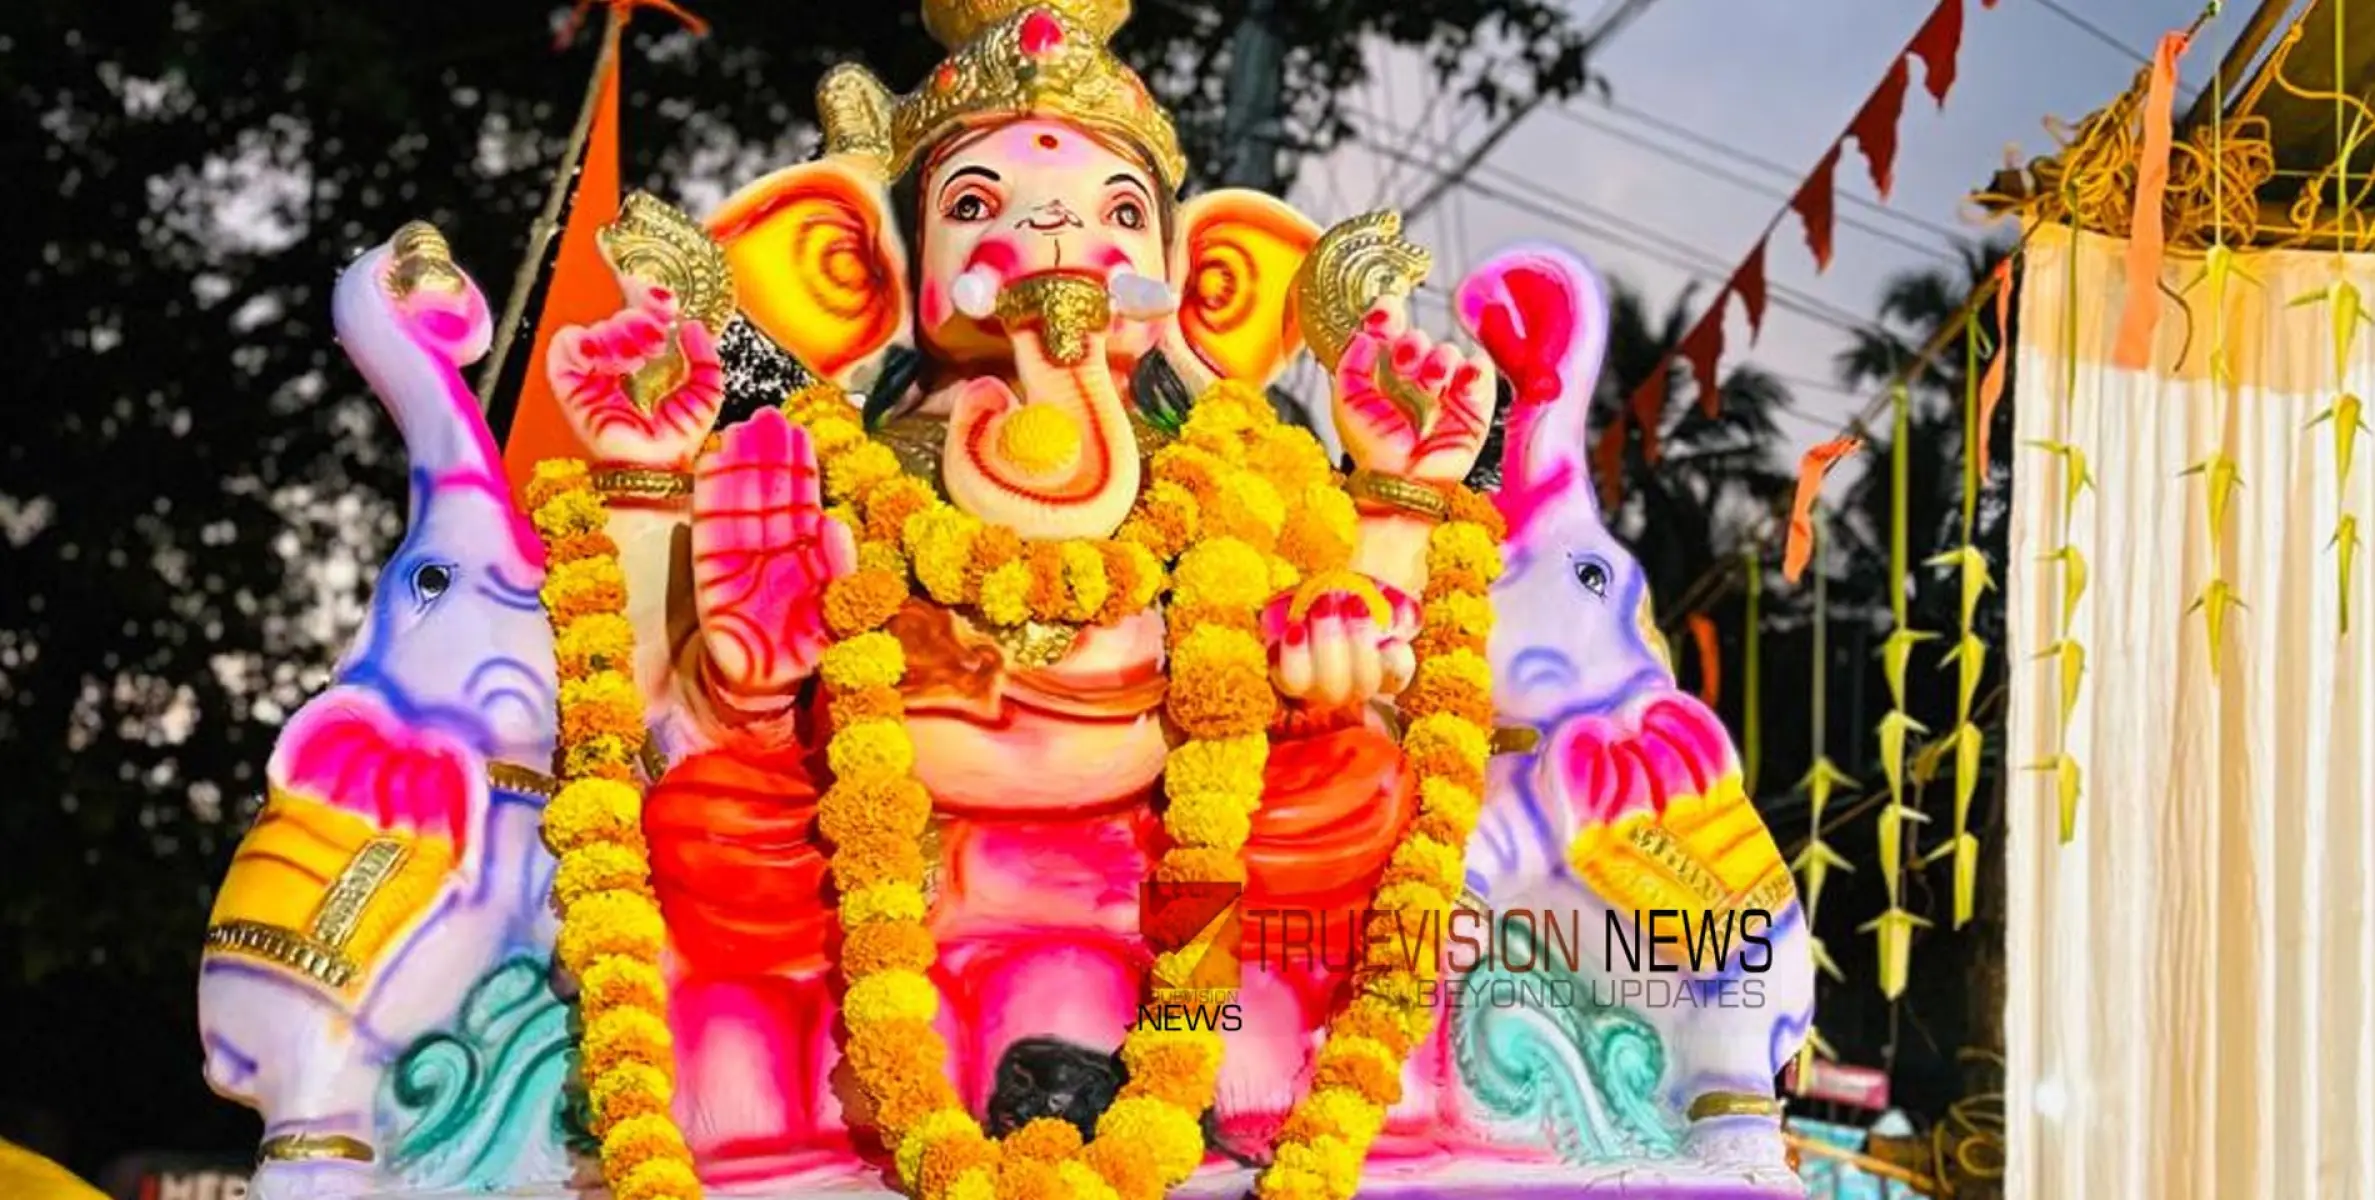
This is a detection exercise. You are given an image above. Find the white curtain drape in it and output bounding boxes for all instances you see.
[2007,223,2375,1198]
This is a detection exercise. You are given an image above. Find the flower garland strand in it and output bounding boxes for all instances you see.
[527,460,703,1200]
[1251,489,1504,1200]
[785,380,1483,1200]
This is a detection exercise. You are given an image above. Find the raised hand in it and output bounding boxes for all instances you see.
[1261,577,1420,709]
[691,408,857,703]
[546,285,726,468]
[1331,296,1497,484]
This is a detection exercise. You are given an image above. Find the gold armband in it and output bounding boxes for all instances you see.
[1346,469,1449,522]
[591,466,695,503]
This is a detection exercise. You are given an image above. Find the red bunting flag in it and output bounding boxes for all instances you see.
[1632,363,1670,465]
[1733,238,1770,342]
[1593,411,1628,511]
[1912,0,1965,106]
[1683,311,1727,418]
[1849,57,1912,200]
[1793,146,1840,272]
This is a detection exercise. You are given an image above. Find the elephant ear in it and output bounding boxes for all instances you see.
[1163,189,1321,391]
[708,157,911,388]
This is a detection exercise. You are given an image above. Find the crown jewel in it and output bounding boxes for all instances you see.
[818,0,1187,191]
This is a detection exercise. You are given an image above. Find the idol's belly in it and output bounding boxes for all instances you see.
[906,702,1168,816]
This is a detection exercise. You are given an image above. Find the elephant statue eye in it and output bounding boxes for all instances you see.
[412,562,455,603]
[1573,557,1610,598]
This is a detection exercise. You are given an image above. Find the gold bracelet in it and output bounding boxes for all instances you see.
[1688,1091,1784,1121]
[591,466,694,502]
[1346,469,1449,522]
[257,1133,376,1164]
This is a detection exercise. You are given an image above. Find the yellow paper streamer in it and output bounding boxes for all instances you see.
[1872,383,1930,992]
[1791,510,1853,1084]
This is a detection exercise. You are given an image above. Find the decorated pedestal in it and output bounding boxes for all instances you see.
[194,3,1814,1198]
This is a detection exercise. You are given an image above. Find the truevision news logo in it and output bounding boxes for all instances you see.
[1135,881,1777,1031]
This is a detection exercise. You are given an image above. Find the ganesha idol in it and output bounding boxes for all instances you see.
[194,1,1814,1198]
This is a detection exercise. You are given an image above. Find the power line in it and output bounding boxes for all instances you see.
[1546,106,1974,262]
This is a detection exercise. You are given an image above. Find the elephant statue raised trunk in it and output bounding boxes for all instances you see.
[198,225,569,1198]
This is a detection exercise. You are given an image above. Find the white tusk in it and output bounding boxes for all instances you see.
[952,268,1001,320]
[1108,270,1179,320]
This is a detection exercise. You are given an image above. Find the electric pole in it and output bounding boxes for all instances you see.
[1219,0,1285,191]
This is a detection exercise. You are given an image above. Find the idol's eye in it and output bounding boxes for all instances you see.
[946,192,997,222]
[1107,199,1146,231]
[412,562,455,604]
[1572,558,1610,598]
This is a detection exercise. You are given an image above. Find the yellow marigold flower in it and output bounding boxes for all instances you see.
[577,955,667,1016]
[1164,735,1267,800]
[864,475,939,545]
[1180,394,1257,458]
[1276,1135,1362,1200]
[1117,1029,1224,1107]
[1195,380,1278,427]
[820,631,906,692]
[1058,540,1110,623]
[532,486,608,540]
[1333,995,1422,1058]
[587,1060,673,1134]
[845,1018,947,1098]
[1384,835,1467,895]
[1372,880,1453,922]
[827,719,915,782]
[1248,425,1334,496]
[829,829,930,892]
[1253,1163,1334,1200]
[556,613,636,677]
[904,507,983,605]
[996,403,1085,475]
[839,883,929,928]
[826,440,903,505]
[600,1111,692,1180]
[557,889,666,976]
[1203,471,1286,550]
[818,776,933,841]
[844,969,940,1024]
[1280,1086,1386,1150]
[974,560,1032,627]
[543,555,627,624]
[782,380,854,423]
[825,568,909,637]
[1096,540,1165,621]
[1056,1160,1124,1200]
[830,684,906,729]
[1417,777,1482,825]
[941,1166,998,1200]
[1417,647,1490,692]
[612,1156,702,1200]
[526,458,592,510]
[1120,480,1201,559]
[581,1006,674,1079]
[807,416,866,459]
[1083,1138,1163,1200]
[1427,521,1504,580]
[915,1120,1001,1199]
[1172,538,1273,614]
[1310,1035,1404,1108]
[558,671,645,745]
[1021,542,1068,622]
[895,1109,982,1191]
[1151,443,1231,506]
[1404,712,1490,775]
[1417,590,1493,649]
[1422,564,1491,603]
[1094,1096,1205,1186]
[1152,845,1249,885]
[1162,790,1254,850]
[1167,624,1274,739]
[1444,487,1507,539]
[552,843,651,914]
[542,778,643,854]
[844,923,939,984]
[857,539,908,578]
[1278,484,1358,575]
[560,733,639,782]
[1001,1117,1083,1162]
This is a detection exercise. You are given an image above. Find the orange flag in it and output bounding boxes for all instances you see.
[1593,411,1628,511]
[1784,435,1865,582]
[1630,366,1669,466]
[2112,30,2190,370]
[498,49,621,502]
[1687,613,1722,706]
[1976,258,2013,474]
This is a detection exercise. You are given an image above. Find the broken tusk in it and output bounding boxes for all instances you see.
[1108,270,1179,320]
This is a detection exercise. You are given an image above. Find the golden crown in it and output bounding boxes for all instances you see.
[818,0,1188,191]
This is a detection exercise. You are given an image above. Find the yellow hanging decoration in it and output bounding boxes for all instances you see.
[1790,509,1852,1085]
[1932,304,1992,931]
[2178,244,2260,388]
[2186,578,2247,665]
[2333,515,2361,635]
[2307,393,2368,483]
[1871,384,1926,999]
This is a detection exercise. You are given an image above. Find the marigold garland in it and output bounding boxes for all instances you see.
[779,380,1502,1200]
[527,459,700,1200]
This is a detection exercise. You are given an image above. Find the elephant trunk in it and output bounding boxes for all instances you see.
[941,274,1142,540]
[1454,246,1612,538]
